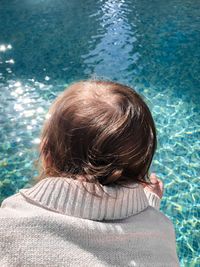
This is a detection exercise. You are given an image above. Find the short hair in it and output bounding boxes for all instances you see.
[36,80,157,190]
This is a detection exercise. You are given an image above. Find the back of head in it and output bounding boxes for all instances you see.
[37,80,157,187]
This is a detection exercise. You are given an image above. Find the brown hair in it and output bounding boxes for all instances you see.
[34,80,157,193]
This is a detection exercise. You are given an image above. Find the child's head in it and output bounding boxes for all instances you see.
[38,80,157,187]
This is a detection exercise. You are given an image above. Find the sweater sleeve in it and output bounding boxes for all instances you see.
[143,188,161,210]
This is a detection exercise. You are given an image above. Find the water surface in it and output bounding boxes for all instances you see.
[0,0,199,265]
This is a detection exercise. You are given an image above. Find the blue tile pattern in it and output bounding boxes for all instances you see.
[0,0,199,265]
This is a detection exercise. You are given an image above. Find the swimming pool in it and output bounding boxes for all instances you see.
[0,0,199,265]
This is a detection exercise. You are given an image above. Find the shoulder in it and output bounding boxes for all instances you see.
[145,205,174,223]
[141,206,177,236]
[0,192,43,218]
[0,192,23,217]
[0,192,21,207]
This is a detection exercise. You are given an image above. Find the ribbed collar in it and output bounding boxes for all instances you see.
[19,177,149,221]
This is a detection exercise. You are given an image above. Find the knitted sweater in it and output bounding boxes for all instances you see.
[0,177,179,267]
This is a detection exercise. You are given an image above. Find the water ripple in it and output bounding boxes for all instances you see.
[0,0,200,265]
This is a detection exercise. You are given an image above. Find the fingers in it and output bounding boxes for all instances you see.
[150,174,164,191]
[157,178,164,191]
[150,173,159,184]
[153,176,164,193]
[141,173,164,193]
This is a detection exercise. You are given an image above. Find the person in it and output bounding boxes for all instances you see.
[0,80,180,266]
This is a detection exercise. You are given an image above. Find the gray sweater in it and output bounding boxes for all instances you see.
[0,177,179,267]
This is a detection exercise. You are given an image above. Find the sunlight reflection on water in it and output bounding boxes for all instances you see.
[0,0,200,265]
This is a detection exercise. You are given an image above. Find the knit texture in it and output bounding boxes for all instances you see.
[0,177,179,267]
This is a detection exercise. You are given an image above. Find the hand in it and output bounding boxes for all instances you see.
[142,173,164,199]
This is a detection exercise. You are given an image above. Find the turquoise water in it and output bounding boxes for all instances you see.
[0,0,199,265]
